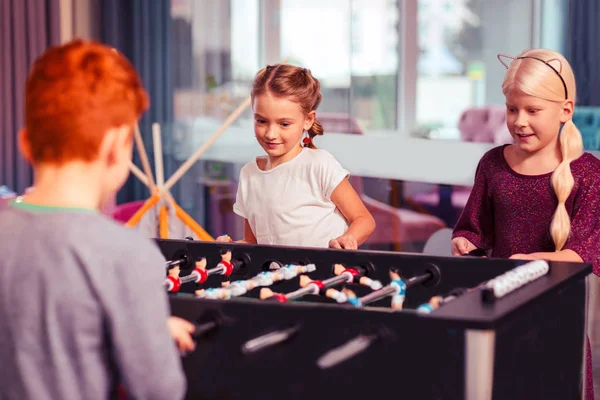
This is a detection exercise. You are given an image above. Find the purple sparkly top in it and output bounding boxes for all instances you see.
[453,145,600,275]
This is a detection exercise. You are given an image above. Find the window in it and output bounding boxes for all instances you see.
[173,0,400,132]
[279,0,400,131]
[414,0,534,140]
[166,0,562,248]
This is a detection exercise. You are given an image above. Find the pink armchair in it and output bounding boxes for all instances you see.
[111,200,146,223]
[411,105,513,225]
[318,113,447,250]
[458,105,512,144]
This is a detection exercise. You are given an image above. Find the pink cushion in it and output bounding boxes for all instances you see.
[487,105,513,144]
[362,195,446,245]
[318,112,363,134]
[458,105,513,144]
[412,187,472,209]
[112,200,146,223]
[458,107,494,142]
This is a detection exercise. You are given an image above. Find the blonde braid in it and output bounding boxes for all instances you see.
[550,120,583,250]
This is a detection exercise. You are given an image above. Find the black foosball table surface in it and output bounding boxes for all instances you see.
[156,238,592,400]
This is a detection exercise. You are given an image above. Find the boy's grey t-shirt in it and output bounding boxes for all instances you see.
[0,204,186,400]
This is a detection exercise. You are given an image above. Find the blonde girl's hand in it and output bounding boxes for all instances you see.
[509,253,538,260]
[451,237,477,256]
[329,234,358,250]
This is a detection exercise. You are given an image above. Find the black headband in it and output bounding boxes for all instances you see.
[516,56,568,99]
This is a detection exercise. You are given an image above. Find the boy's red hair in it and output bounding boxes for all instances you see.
[24,39,149,164]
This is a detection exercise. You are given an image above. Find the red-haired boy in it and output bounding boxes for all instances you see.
[0,40,193,400]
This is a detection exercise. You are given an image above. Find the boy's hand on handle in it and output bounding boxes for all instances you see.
[329,234,358,250]
[167,316,196,354]
[451,237,477,256]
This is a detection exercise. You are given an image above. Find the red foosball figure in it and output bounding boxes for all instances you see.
[217,249,234,276]
[193,257,209,284]
[165,265,182,293]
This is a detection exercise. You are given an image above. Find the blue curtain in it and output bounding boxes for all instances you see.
[101,0,174,203]
[568,0,600,106]
[0,0,60,194]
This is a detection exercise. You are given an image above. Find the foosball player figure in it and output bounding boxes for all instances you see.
[195,287,231,300]
[259,288,288,303]
[333,264,383,290]
[298,276,348,303]
[217,249,234,276]
[165,264,182,293]
[193,257,209,284]
[325,288,347,303]
[390,270,407,311]
[416,295,443,313]
[342,288,361,307]
[221,278,259,297]
[225,280,257,297]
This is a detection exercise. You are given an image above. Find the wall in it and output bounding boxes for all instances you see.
[59,0,101,43]
[481,0,534,106]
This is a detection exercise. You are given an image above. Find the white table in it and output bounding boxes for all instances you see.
[171,121,600,186]
[173,124,494,186]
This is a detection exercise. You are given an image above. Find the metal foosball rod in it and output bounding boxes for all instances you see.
[260,274,351,303]
[165,258,186,270]
[197,263,316,300]
[250,263,317,287]
[260,263,377,303]
[208,249,243,277]
[165,250,250,294]
[344,266,440,310]
[415,288,468,313]
[164,258,210,293]
[260,281,322,303]
[230,263,316,292]
[179,258,210,285]
[346,270,406,309]
[180,251,255,289]
[332,264,383,290]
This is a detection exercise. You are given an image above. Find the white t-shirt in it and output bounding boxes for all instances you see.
[233,148,350,248]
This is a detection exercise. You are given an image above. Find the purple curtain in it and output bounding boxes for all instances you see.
[568,0,600,106]
[101,0,174,204]
[0,0,60,194]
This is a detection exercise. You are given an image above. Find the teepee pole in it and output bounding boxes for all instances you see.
[129,162,149,187]
[152,123,165,188]
[123,122,160,228]
[159,205,169,238]
[166,196,214,241]
[133,122,157,194]
[161,96,252,193]
[124,194,161,227]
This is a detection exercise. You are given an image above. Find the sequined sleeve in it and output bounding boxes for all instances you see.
[452,159,495,250]
[563,170,600,276]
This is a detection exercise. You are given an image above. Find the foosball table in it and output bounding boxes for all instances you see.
[156,238,592,400]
